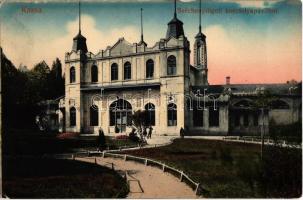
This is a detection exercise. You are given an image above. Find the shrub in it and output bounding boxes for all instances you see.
[128,132,140,143]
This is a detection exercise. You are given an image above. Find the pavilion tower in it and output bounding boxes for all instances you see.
[194,0,208,85]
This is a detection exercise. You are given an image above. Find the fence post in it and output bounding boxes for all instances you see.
[124,154,127,161]
[180,171,183,182]
[88,151,90,157]
[102,152,105,158]
[112,163,114,170]
[145,159,148,166]
[162,164,165,172]
[72,154,75,160]
[95,157,97,164]
[195,183,200,195]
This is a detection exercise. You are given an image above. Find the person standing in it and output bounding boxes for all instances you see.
[148,126,153,139]
[97,128,106,151]
[180,127,185,138]
[143,127,147,138]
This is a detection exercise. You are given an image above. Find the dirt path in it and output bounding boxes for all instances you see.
[76,157,197,199]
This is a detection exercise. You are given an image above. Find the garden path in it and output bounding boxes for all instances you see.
[76,157,197,199]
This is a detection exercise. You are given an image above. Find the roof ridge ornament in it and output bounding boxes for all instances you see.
[174,0,177,18]
[199,0,201,33]
[79,0,81,34]
[138,8,147,46]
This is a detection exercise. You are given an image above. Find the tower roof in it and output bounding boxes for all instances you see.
[72,32,88,53]
[195,31,206,40]
[166,0,184,39]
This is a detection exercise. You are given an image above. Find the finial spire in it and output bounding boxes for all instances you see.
[199,0,201,33]
[140,8,144,42]
[79,0,81,33]
[174,0,177,18]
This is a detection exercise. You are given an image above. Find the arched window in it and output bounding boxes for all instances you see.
[111,63,118,81]
[146,59,154,78]
[269,100,290,109]
[124,62,131,80]
[167,103,177,126]
[70,67,76,83]
[70,107,76,126]
[145,103,155,126]
[253,113,259,126]
[197,47,201,65]
[90,105,99,126]
[91,65,98,83]
[243,113,249,127]
[167,55,176,76]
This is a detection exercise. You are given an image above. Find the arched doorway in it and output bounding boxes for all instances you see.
[110,99,132,133]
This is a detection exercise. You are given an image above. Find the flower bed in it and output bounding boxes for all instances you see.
[115,135,129,140]
[56,132,80,139]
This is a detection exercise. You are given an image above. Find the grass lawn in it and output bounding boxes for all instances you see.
[2,157,129,198]
[122,138,302,198]
[3,129,138,155]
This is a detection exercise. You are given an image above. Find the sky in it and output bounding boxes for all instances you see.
[0,0,301,84]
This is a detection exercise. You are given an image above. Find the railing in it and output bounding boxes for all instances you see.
[53,150,201,195]
[223,136,301,148]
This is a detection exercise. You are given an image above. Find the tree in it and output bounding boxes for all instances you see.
[254,89,275,160]
[1,50,29,129]
[130,110,148,143]
[26,61,51,103]
[1,53,65,130]
[48,58,65,98]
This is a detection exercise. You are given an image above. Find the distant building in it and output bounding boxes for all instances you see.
[37,99,60,132]
[58,0,301,136]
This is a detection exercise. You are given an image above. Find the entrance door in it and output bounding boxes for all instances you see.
[116,112,126,133]
[110,99,132,134]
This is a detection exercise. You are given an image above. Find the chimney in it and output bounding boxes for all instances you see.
[226,76,230,85]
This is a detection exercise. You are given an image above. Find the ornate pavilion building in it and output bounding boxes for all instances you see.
[58,0,301,136]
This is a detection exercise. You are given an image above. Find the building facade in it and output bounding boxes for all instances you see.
[58,1,301,136]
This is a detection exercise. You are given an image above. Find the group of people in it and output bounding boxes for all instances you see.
[97,125,186,152]
[143,126,153,139]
